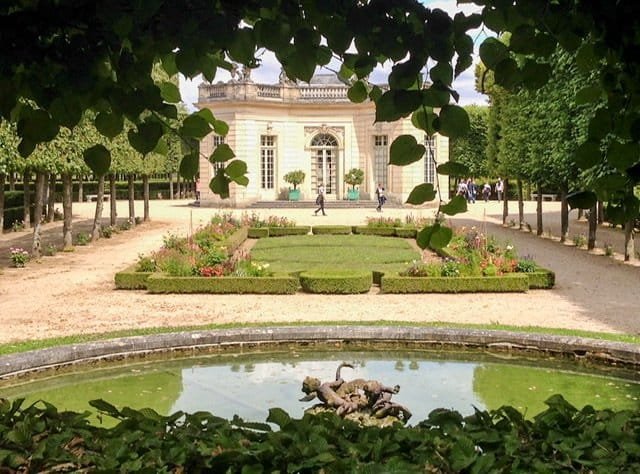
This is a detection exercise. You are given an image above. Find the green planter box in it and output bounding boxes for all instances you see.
[288,189,301,201]
[347,189,360,201]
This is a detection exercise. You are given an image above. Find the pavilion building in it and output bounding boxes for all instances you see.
[196,71,448,206]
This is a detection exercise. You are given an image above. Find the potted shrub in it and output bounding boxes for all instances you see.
[344,168,364,200]
[283,170,305,201]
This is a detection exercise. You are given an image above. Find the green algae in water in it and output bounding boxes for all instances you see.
[2,349,639,425]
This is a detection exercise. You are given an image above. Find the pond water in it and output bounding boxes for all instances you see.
[2,348,640,424]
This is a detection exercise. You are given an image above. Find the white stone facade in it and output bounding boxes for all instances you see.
[196,73,449,206]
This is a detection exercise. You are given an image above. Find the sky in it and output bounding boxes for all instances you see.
[178,0,488,110]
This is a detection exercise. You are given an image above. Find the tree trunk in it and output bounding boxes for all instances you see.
[560,186,569,243]
[177,173,182,198]
[597,200,604,224]
[78,174,85,203]
[9,172,16,191]
[143,174,150,221]
[31,171,46,257]
[588,203,597,250]
[169,172,174,200]
[91,175,106,241]
[62,173,73,249]
[128,174,136,225]
[577,208,583,220]
[110,173,117,226]
[517,178,524,230]
[502,178,509,225]
[624,219,635,261]
[46,173,56,222]
[22,171,31,230]
[536,184,543,236]
[0,173,5,231]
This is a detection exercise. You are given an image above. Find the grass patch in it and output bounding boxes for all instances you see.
[1,321,638,356]
[250,235,419,274]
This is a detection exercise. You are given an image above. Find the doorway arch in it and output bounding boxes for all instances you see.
[310,133,338,195]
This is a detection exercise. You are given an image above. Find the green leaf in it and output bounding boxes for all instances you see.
[229,28,255,64]
[389,135,425,166]
[160,53,178,76]
[210,143,235,162]
[225,160,248,179]
[159,81,181,103]
[412,108,437,135]
[440,195,468,216]
[18,109,59,142]
[179,152,199,180]
[89,399,121,417]
[437,105,470,138]
[180,114,212,139]
[494,58,521,89]
[49,97,82,129]
[607,141,639,172]
[195,108,217,125]
[406,183,436,205]
[436,161,469,177]
[83,145,111,176]
[566,191,597,210]
[430,62,453,86]
[389,60,421,90]
[479,37,509,69]
[576,42,599,74]
[574,141,602,169]
[128,121,163,155]
[593,174,628,194]
[375,90,421,122]
[575,86,603,105]
[521,61,551,90]
[95,112,124,139]
[417,223,453,250]
[210,171,230,199]
[347,81,368,103]
[213,119,229,136]
[588,109,612,141]
[509,25,536,54]
[421,87,451,107]
[266,407,291,428]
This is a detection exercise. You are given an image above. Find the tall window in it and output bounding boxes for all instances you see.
[211,135,226,174]
[373,135,388,187]
[260,135,275,189]
[424,135,436,184]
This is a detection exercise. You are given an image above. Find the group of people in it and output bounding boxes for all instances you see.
[457,178,504,203]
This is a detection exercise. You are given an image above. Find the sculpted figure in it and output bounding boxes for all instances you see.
[300,363,359,416]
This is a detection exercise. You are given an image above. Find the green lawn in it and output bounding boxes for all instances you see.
[250,234,420,273]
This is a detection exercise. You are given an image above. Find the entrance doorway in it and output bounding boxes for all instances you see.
[310,133,338,196]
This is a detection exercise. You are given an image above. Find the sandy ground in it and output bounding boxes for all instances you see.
[0,198,638,344]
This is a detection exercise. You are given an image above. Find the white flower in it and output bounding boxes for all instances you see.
[506,245,513,251]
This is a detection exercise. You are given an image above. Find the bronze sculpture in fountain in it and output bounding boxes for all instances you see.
[300,362,412,426]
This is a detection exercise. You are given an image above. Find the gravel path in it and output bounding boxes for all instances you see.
[0,199,638,344]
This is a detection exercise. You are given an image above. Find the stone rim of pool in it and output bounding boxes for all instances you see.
[1,326,639,380]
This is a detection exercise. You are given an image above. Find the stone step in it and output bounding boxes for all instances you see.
[249,200,403,209]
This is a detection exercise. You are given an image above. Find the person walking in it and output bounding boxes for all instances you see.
[375,183,386,212]
[314,183,326,216]
[482,182,491,202]
[495,178,504,202]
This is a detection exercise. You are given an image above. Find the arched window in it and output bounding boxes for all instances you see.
[310,133,338,194]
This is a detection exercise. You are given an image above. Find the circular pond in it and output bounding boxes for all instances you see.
[3,347,640,424]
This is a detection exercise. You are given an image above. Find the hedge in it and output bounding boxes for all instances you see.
[394,227,417,238]
[267,226,311,236]
[352,226,396,236]
[527,268,555,289]
[114,265,153,290]
[222,227,248,255]
[248,227,269,238]
[380,273,530,293]
[299,270,372,294]
[311,225,352,235]
[146,274,299,294]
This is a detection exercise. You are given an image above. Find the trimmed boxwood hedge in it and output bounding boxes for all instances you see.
[267,226,310,236]
[114,265,153,290]
[146,274,299,294]
[299,270,372,294]
[381,273,530,293]
[223,227,248,254]
[248,227,269,238]
[394,227,417,238]
[352,226,396,236]
[311,225,352,235]
[527,269,555,289]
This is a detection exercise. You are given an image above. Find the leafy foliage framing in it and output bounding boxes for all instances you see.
[2,0,640,247]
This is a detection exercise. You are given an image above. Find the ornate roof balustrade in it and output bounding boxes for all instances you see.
[198,81,352,104]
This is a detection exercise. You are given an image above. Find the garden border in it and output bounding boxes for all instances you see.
[1,326,640,380]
